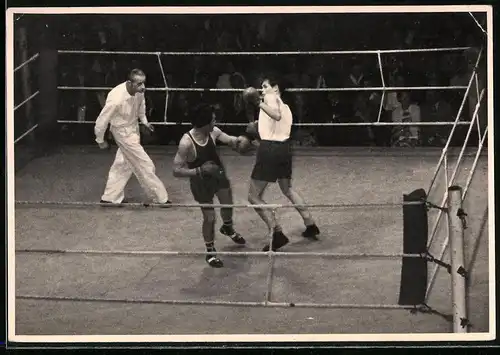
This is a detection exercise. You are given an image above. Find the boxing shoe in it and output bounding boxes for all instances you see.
[262,230,289,252]
[220,224,246,245]
[206,254,224,268]
[302,224,320,240]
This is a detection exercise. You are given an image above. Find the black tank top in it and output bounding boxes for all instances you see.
[186,131,223,171]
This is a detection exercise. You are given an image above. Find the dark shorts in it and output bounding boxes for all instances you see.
[251,139,292,182]
[190,172,231,204]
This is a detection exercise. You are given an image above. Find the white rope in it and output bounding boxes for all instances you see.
[16,294,421,310]
[15,248,423,258]
[14,53,39,73]
[375,52,386,124]
[14,124,38,144]
[462,126,488,201]
[57,47,471,56]
[425,92,487,302]
[474,73,482,141]
[426,89,486,249]
[14,200,423,209]
[468,12,487,36]
[57,85,468,92]
[155,52,170,123]
[426,47,483,196]
[56,120,473,127]
[14,91,39,111]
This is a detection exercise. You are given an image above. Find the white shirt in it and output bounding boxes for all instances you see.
[258,93,293,142]
[391,103,421,139]
[384,92,400,111]
[94,82,148,143]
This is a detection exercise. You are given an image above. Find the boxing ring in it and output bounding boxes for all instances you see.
[11,43,491,338]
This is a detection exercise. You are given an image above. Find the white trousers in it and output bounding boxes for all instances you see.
[101,125,169,203]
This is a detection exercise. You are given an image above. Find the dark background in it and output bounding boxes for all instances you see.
[13,12,488,147]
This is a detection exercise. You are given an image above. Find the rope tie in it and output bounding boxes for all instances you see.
[457,208,468,229]
[421,198,448,213]
[421,251,451,274]
[410,303,453,323]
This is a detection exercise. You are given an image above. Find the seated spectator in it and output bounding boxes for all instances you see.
[230,71,248,122]
[451,48,485,127]
[312,92,352,146]
[164,93,191,145]
[384,75,405,112]
[421,90,453,146]
[343,61,374,120]
[390,92,421,147]
[215,61,246,122]
[353,94,376,146]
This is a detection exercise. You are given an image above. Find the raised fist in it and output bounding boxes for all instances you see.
[242,87,262,107]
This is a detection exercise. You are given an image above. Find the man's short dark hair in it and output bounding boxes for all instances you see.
[263,73,288,94]
[128,68,146,81]
[190,103,214,128]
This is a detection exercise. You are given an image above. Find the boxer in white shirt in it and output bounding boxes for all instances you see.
[94,69,171,205]
[244,75,320,252]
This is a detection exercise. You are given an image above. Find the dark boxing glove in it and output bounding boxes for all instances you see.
[196,161,221,178]
[242,87,262,107]
[241,120,260,141]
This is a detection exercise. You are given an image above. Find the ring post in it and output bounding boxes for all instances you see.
[447,186,468,333]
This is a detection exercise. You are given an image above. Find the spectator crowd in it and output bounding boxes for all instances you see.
[17,13,487,147]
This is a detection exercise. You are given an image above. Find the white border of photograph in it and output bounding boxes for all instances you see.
[6,5,495,344]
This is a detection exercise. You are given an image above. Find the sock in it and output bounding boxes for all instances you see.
[223,220,233,227]
[273,225,283,234]
[303,217,315,227]
[205,241,215,253]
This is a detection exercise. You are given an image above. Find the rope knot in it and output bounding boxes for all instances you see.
[457,208,468,229]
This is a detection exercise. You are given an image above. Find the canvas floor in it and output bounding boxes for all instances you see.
[12,145,490,336]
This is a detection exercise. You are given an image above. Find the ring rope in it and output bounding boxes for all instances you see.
[16,294,423,310]
[155,52,170,123]
[14,52,39,73]
[15,248,425,258]
[14,200,424,209]
[426,46,483,195]
[468,12,487,36]
[14,90,39,112]
[14,124,39,144]
[376,52,386,124]
[462,126,488,200]
[426,88,486,248]
[55,120,474,127]
[56,85,468,92]
[57,47,471,56]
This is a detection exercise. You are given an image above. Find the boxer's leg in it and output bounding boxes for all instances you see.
[216,184,246,245]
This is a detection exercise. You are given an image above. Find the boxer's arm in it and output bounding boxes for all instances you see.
[259,94,282,121]
[212,126,238,149]
[173,135,198,178]
[94,98,118,144]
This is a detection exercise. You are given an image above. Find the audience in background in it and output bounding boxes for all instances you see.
[19,13,484,147]
[421,90,453,146]
[390,92,421,147]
